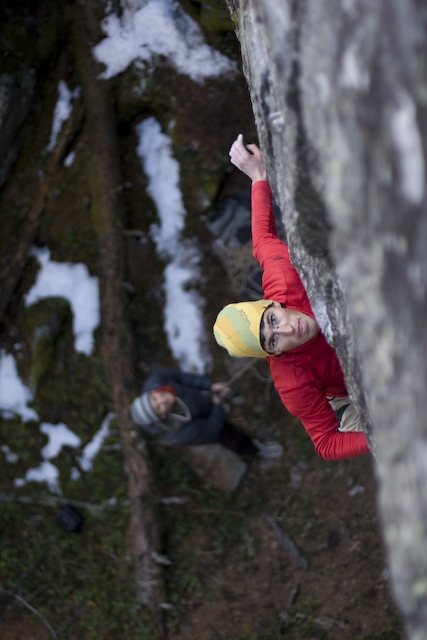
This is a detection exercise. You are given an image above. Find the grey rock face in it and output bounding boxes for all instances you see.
[227,0,427,637]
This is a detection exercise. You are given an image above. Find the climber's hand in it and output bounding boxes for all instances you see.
[229,133,267,183]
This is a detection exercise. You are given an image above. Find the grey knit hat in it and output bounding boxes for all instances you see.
[130,392,158,426]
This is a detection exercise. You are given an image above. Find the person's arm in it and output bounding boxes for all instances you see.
[228,134,290,267]
[251,181,289,265]
[159,369,231,400]
[210,382,231,403]
[142,369,230,404]
[280,383,370,460]
[142,369,212,393]
[161,404,226,446]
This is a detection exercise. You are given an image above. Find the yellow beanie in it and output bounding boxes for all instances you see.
[213,300,273,358]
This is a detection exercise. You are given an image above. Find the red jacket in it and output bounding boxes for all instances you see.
[252,181,369,460]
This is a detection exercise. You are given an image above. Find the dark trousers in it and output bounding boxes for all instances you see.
[217,421,258,455]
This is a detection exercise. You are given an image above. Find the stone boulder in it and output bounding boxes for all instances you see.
[225,0,427,637]
[183,443,247,491]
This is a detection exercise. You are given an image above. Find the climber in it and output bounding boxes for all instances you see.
[130,367,283,458]
[213,134,370,461]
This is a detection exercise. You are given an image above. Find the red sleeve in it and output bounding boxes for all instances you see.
[253,182,368,459]
[251,180,315,316]
[278,381,370,460]
[251,181,290,268]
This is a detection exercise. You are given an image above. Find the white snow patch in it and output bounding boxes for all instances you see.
[23,461,61,494]
[0,350,39,422]
[390,92,425,204]
[40,422,81,459]
[14,422,81,494]
[163,245,209,372]
[25,247,100,356]
[70,466,81,480]
[64,150,76,167]
[136,117,211,373]
[136,117,185,254]
[47,80,80,152]
[78,412,115,472]
[1,445,19,463]
[92,0,236,82]
[348,485,365,496]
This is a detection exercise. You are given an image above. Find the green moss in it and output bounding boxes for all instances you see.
[176,0,234,33]
[289,422,317,461]
[37,21,61,64]
[0,23,39,71]
[117,64,171,123]
[0,503,155,639]
[199,0,234,32]
[282,597,324,638]
[22,298,71,392]
[355,631,402,640]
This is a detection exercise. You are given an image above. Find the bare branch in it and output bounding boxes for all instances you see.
[1,589,57,638]
[266,515,308,570]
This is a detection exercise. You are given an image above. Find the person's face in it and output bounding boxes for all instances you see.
[260,302,318,355]
[149,390,175,419]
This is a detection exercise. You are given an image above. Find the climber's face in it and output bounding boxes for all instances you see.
[260,302,318,355]
[149,390,175,419]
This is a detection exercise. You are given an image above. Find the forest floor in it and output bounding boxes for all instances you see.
[0,385,406,640]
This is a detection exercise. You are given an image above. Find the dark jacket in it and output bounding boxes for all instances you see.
[140,369,226,446]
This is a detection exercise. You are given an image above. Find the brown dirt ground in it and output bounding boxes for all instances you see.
[163,391,405,640]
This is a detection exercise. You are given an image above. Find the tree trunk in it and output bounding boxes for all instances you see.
[226,1,427,638]
[72,6,166,636]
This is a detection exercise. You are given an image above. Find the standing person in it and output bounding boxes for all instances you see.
[130,368,283,458]
[213,134,370,461]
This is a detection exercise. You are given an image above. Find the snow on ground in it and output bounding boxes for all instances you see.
[13,422,82,494]
[40,422,82,460]
[0,346,114,493]
[1,0,219,492]
[25,246,100,356]
[92,0,236,82]
[1,445,19,464]
[136,116,211,373]
[16,461,61,494]
[0,350,39,422]
[46,80,80,153]
[1,245,103,490]
[11,414,115,494]
[0,334,115,492]
[0,444,19,464]
[63,150,76,167]
[1,113,211,489]
[77,412,115,473]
